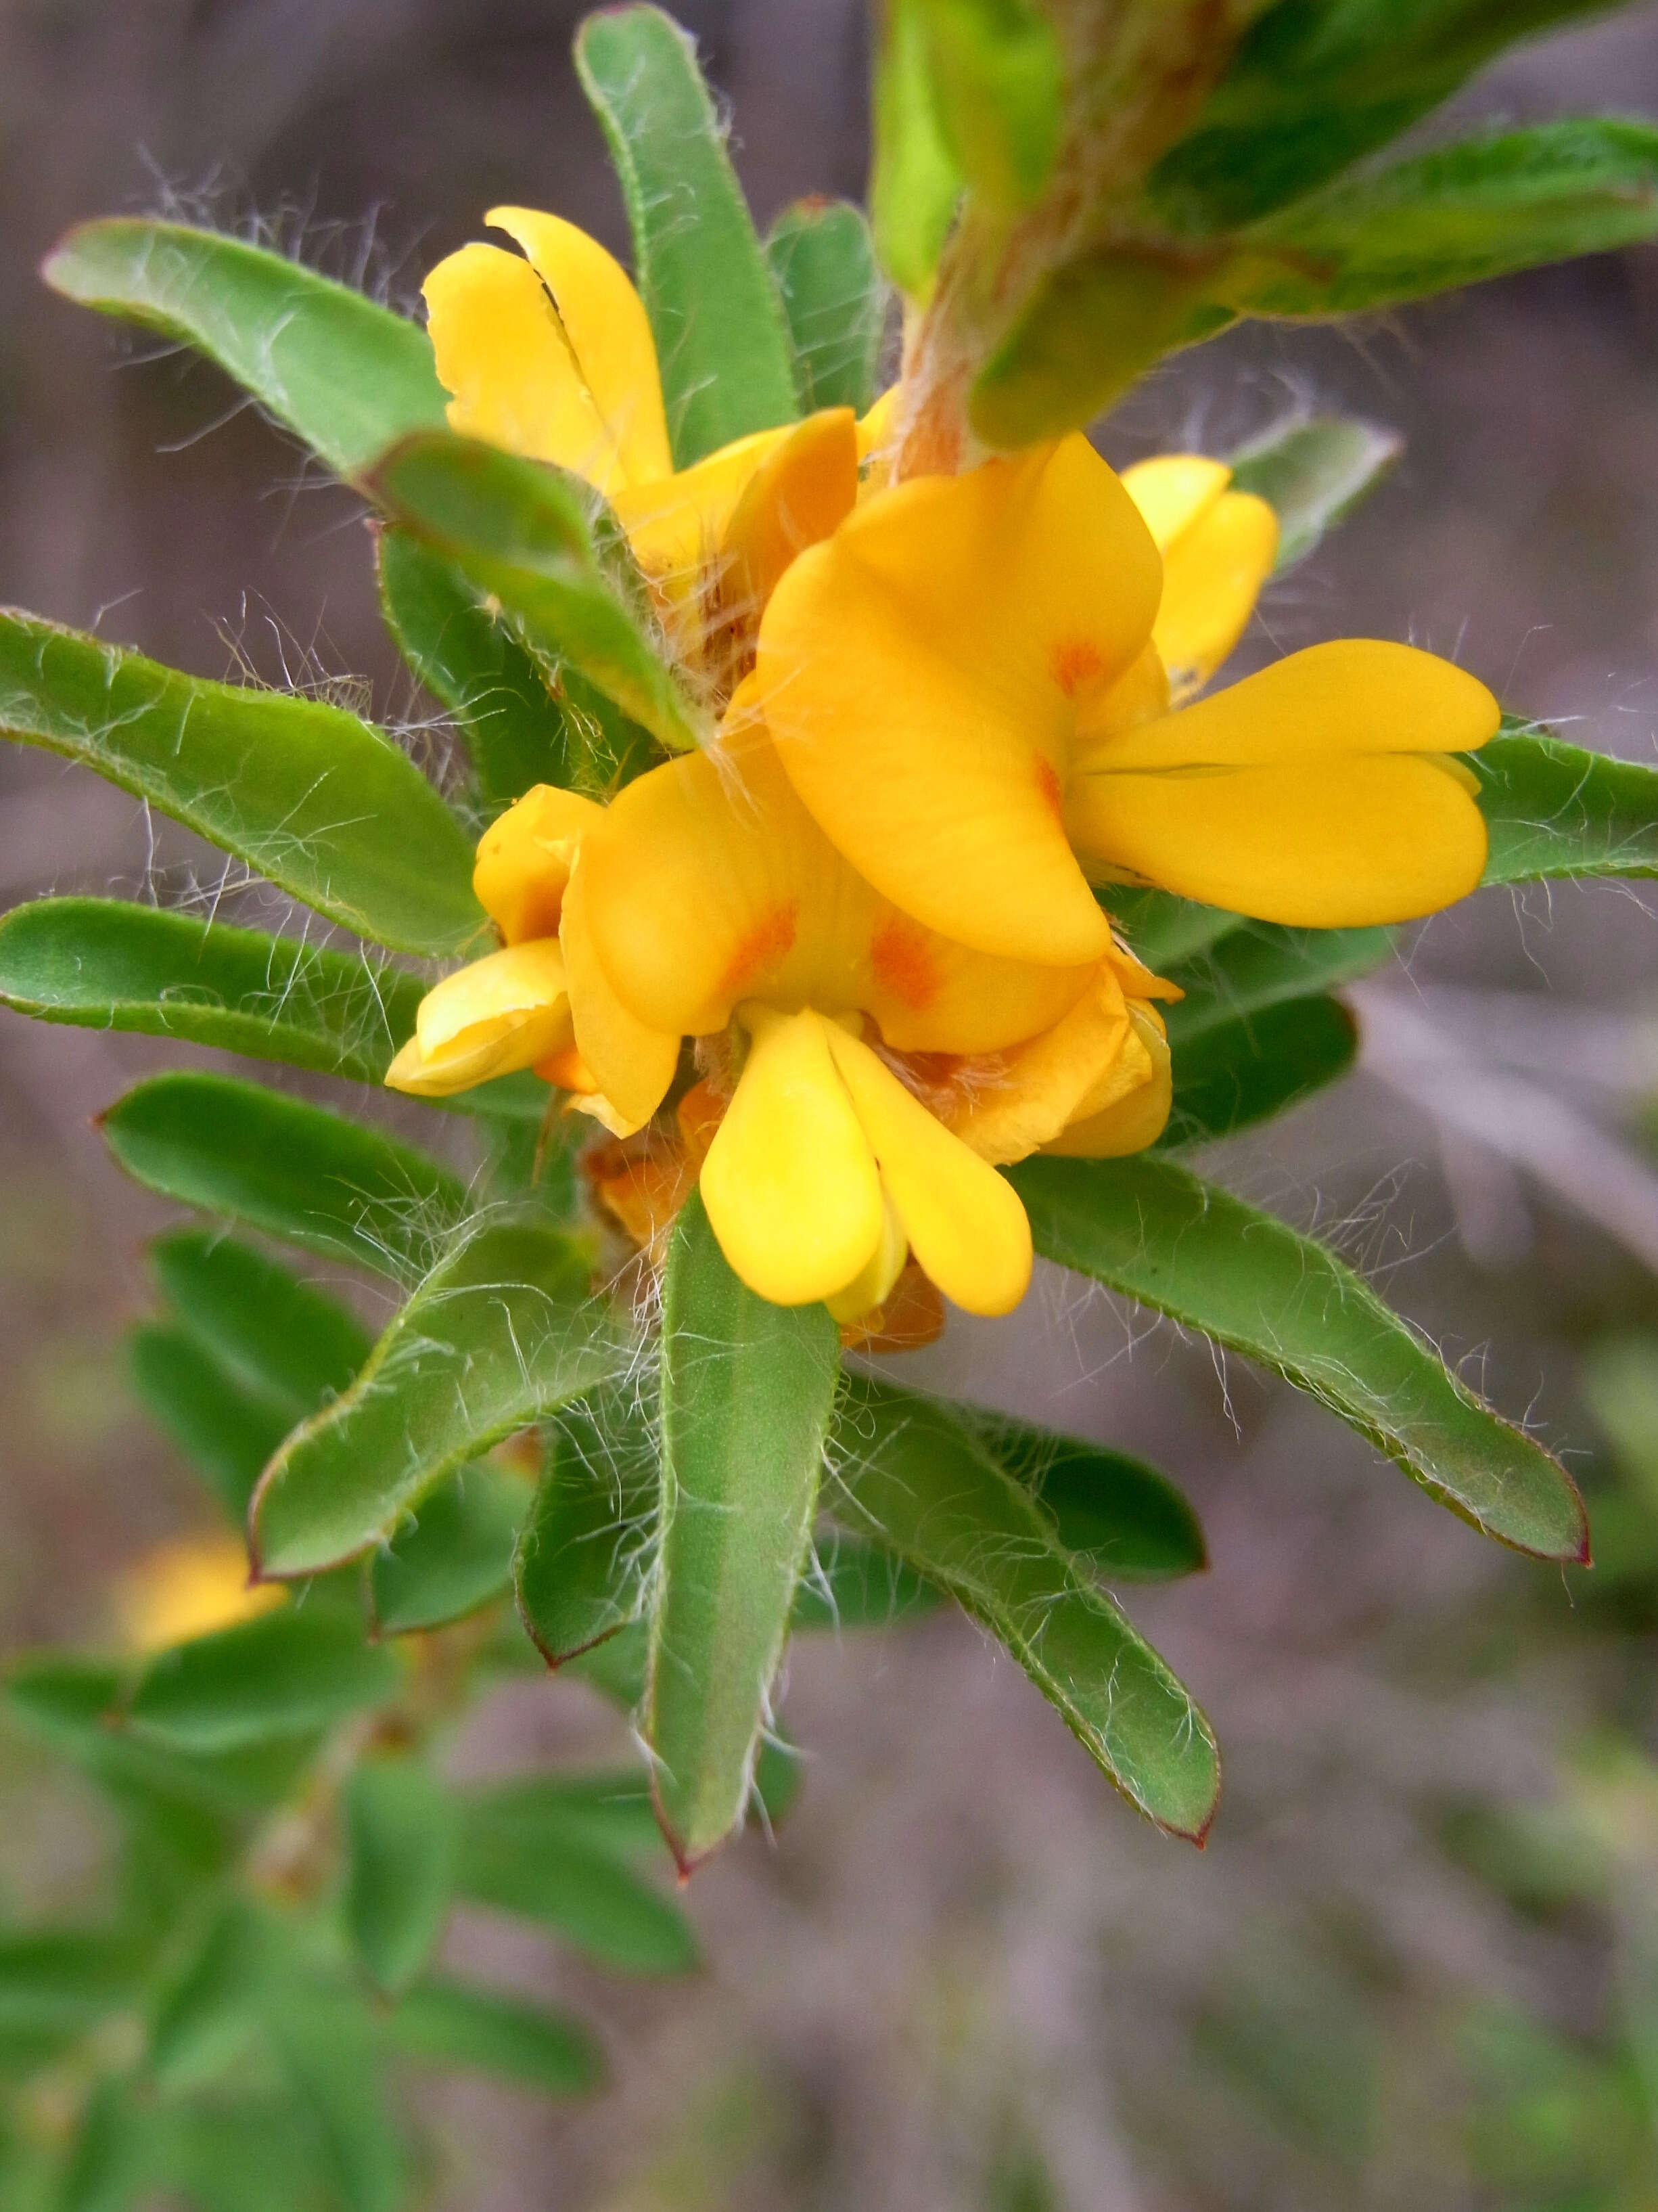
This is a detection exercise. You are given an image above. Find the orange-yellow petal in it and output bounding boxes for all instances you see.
[714,408,859,637]
[1067,640,1498,926]
[823,1024,1032,1317]
[699,1008,885,1306]
[474,784,606,944]
[1154,491,1279,702]
[610,426,793,587]
[115,1536,284,1654]
[1044,1006,1172,1155]
[758,436,1161,966]
[423,242,621,489]
[1121,454,1231,551]
[559,854,680,1135]
[824,1191,910,1325]
[486,206,672,487]
[938,962,1137,1167]
[387,939,572,1097]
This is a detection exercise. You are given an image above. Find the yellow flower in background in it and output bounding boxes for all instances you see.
[114,1535,282,1655]
[752,432,1500,960]
[1118,453,1280,704]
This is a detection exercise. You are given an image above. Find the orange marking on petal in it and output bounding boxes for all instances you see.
[1051,638,1107,698]
[870,915,940,1011]
[716,901,798,998]
[1036,757,1065,820]
[536,1043,599,1093]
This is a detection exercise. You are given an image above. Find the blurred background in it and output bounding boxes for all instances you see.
[7,1,1658,2205]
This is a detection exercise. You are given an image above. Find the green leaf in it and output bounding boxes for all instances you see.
[53,2078,154,2212]
[266,1989,406,2212]
[765,200,888,415]
[128,1322,292,1518]
[1145,0,1620,233]
[148,1230,371,1416]
[959,1407,1207,1580]
[1226,122,1658,317]
[251,1225,622,1578]
[147,1899,273,2092]
[376,529,654,812]
[0,899,423,1086]
[1162,920,1393,1022]
[1166,993,1359,1144]
[515,1395,659,1666]
[456,1769,661,1861]
[43,217,447,476]
[371,433,702,755]
[388,1978,603,2094]
[1107,887,1238,972]
[871,0,964,298]
[831,1376,1220,1838]
[1471,725,1658,884]
[125,1604,400,1753]
[562,1618,649,1711]
[789,1531,942,1629]
[574,5,800,465]
[1226,414,1403,571]
[1011,1154,1589,1560]
[369,1462,530,1634]
[100,1073,465,1279]
[455,1816,697,1973]
[344,1755,458,1997]
[911,0,1065,215]
[649,1193,840,1869]
[0,1933,140,2056]
[0,610,480,956]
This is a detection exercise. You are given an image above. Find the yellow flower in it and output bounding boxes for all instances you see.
[422,208,864,687]
[750,432,1500,963]
[114,1535,283,1654]
[389,704,1175,1320]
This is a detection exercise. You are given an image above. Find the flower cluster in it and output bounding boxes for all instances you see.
[389,208,1500,1329]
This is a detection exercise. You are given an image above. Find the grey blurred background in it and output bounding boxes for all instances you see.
[5,3,1658,2206]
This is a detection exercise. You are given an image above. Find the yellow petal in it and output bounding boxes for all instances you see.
[115,1536,284,1654]
[1066,640,1499,926]
[474,784,606,944]
[487,206,672,487]
[714,408,860,639]
[700,1008,885,1307]
[1044,1005,1172,1156]
[611,425,793,587]
[857,384,902,461]
[559,853,680,1135]
[758,436,1161,965]
[388,940,573,1096]
[824,1192,910,1325]
[580,706,1093,1052]
[1120,453,1231,552]
[422,242,621,488]
[824,1025,1032,1317]
[1153,491,1279,702]
[938,962,1136,1166]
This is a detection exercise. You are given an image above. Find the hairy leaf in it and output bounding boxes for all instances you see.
[766,199,888,414]
[0,611,480,955]
[1163,921,1394,1024]
[831,1376,1220,1838]
[43,217,448,476]
[252,1225,622,1578]
[126,1604,400,1753]
[575,5,800,464]
[148,1229,371,1415]
[515,1394,660,1666]
[1472,726,1658,883]
[1166,992,1359,1144]
[1227,414,1404,570]
[1012,1155,1589,1560]
[369,1462,531,1634]
[1107,886,1239,972]
[649,1194,840,1869]
[790,1530,943,1628]
[101,1073,465,1278]
[960,1405,1207,1580]
[371,434,702,754]
[344,1755,458,1996]
[128,1322,294,1519]
[388,1979,603,2093]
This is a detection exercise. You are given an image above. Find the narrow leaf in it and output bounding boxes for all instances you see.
[377,529,653,811]
[790,1530,942,1629]
[0,897,421,1088]
[344,1755,458,1996]
[388,1979,603,2094]
[871,0,964,297]
[455,1821,697,1973]
[371,433,702,754]
[126,1605,400,1753]
[1229,122,1658,318]
[1472,726,1658,884]
[1165,992,1358,1144]
[147,1899,273,2092]
[43,218,448,476]
[515,1394,659,1666]
[0,1933,140,2048]
[148,1230,371,1416]
[1011,1154,1589,1560]
[832,1376,1220,1838]
[649,1193,840,1869]
[1107,886,1238,972]
[1162,920,1393,1018]
[0,610,480,955]
[128,1322,292,1519]
[252,1225,622,1579]
[267,1991,406,2212]
[101,1073,465,1278]
[574,5,800,464]
[1226,414,1403,571]
[457,1769,661,1861]
[369,1463,530,1634]
[959,1406,1207,1580]
[766,200,888,414]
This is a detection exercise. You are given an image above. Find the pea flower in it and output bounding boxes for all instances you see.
[751,433,1501,965]
[388,702,1174,1322]
[114,1535,283,1654]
